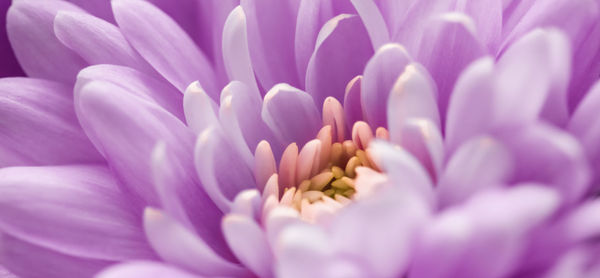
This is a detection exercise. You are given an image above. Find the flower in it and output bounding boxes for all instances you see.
[1,0,600,278]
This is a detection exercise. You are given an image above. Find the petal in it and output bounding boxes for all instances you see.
[112,0,218,95]
[53,11,151,72]
[416,13,485,121]
[343,76,364,130]
[150,143,228,258]
[410,186,559,278]
[330,185,430,278]
[0,78,102,167]
[96,261,201,278]
[498,124,591,204]
[183,81,219,134]
[361,43,412,128]
[241,0,301,90]
[0,165,154,261]
[454,0,502,51]
[76,64,184,120]
[195,126,256,212]
[0,1,23,77]
[75,79,194,206]
[494,28,571,126]
[445,57,495,154]
[7,0,87,83]
[437,136,513,208]
[305,14,373,106]
[262,84,321,146]
[568,19,600,111]
[349,0,390,49]
[143,208,247,276]
[223,215,274,278]
[387,63,440,131]
[65,0,114,22]
[222,6,259,93]
[275,224,336,278]
[0,233,112,278]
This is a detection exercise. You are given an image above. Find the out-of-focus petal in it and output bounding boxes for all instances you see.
[96,261,201,278]
[223,215,274,278]
[262,84,321,146]
[241,0,301,90]
[454,0,502,51]
[361,43,412,128]
[54,11,151,72]
[350,0,389,49]
[0,165,155,261]
[0,1,23,77]
[66,0,114,22]
[437,136,513,208]
[222,6,259,93]
[183,81,219,134]
[0,78,102,167]
[112,0,218,95]
[570,81,600,190]
[7,0,87,83]
[75,80,194,207]
[143,208,247,276]
[306,14,373,106]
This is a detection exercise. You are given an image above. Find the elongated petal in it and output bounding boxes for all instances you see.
[222,6,259,93]
[350,0,389,49]
[361,44,412,128]
[54,11,151,72]
[7,0,87,83]
[75,80,194,206]
[0,1,23,77]
[454,0,502,51]
[0,165,154,261]
[112,0,218,94]
[0,233,112,278]
[343,76,363,129]
[0,78,102,167]
[262,84,321,146]
[416,13,485,121]
[183,81,219,134]
[97,261,201,278]
[437,136,513,208]
[144,209,247,276]
[241,0,301,90]
[195,127,256,212]
[306,14,373,106]
[76,65,184,120]
[223,215,274,278]
[66,0,114,22]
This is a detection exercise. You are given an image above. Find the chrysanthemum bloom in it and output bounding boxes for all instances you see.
[1,0,600,278]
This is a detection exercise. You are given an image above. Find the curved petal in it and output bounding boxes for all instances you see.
[349,0,389,49]
[241,0,301,90]
[223,215,274,278]
[96,261,201,278]
[343,76,364,130]
[76,65,184,120]
[66,0,114,22]
[361,43,412,128]
[454,0,502,51]
[143,209,247,276]
[54,11,151,72]
[0,1,23,77]
[112,0,218,95]
[75,79,194,207]
[437,136,513,208]
[183,81,219,134]
[0,78,102,167]
[262,84,321,146]
[305,14,373,106]
[222,6,259,93]
[0,165,154,261]
[7,0,87,83]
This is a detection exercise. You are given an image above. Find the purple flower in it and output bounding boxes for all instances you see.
[1,0,600,278]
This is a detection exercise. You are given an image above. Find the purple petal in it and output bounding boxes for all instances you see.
[0,78,102,167]
[361,43,412,128]
[76,64,184,120]
[223,215,274,277]
[416,13,486,122]
[241,0,301,90]
[194,126,256,212]
[349,0,390,49]
[75,80,194,206]
[183,81,219,134]
[445,57,495,154]
[7,0,87,83]
[568,20,600,111]
[410,185,559,278]
[150,143,229,259]
[53,11,151,72]
[143,208,247,276]
[454,0,502,51]
[222,6,259,94]
[262,84,321,146]
[96,261,201,278]
[343,76,364,130]
[0,1,23,77]
[437,136,513,208]
[305,14,373,106]
[0,266,16,278]
[570,81,600,190]
[112,0,218,95]
[0,165,155,261]
[0,233,112,278]
[65,0,114,22]
[374,0,415,42]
